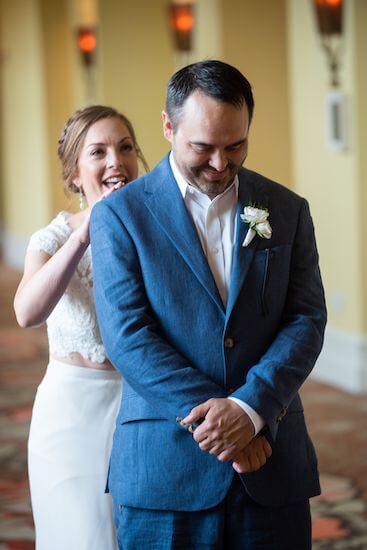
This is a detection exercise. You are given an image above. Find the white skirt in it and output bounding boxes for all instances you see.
[28,359,122,550]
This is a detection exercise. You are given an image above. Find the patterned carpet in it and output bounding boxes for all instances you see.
[1,263,367,549]
[312,475,367,548]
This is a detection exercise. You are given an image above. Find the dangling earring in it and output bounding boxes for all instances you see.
[79,188,86,210]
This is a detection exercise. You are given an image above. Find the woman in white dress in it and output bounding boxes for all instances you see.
[13,105,148,550]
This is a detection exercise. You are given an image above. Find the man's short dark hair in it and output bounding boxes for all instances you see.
[166,59,254,130]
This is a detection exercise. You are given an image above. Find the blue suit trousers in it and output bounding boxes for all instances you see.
[113,475,311,549]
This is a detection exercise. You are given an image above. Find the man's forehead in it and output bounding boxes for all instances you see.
[177,91,248,124]
[177,95,249,135]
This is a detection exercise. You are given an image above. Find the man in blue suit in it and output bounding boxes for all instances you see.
[91,60,326,549]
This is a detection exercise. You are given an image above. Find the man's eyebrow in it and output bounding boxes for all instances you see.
[189,138,247,148]
[189,141,210,147]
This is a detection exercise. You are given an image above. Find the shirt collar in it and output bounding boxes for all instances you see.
[169,152,239,202]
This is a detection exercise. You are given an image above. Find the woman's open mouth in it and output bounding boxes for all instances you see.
[103,176,127,189]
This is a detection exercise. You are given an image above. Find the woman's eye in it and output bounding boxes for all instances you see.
[121,143,133,153]
[91,148,104,156]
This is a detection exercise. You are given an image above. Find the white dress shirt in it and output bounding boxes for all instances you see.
[169,153,264,435]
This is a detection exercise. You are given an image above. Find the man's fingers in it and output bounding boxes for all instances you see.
[195,426,222,445]
[233,462,253,473]
[230,436,272,473]
[232,455,259,473]
[204,442,226,456]
[196,436,210,449]
[232,457,251,473]
[207,443,237,459]
[256,436,272,458]
[197,437,244,461]
[263,438,272,458]
[216,445,242,462]
[183,400,211,426]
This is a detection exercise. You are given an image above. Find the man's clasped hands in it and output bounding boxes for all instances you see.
[183,398,272,474]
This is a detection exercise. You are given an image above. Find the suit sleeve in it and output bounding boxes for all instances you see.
[90,200,227,423]
[231,199,327,439]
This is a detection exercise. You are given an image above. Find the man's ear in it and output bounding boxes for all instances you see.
[162,111,173,143]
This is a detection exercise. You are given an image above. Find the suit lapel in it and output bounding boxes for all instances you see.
[226,169,269,318]
[144,157,225,313]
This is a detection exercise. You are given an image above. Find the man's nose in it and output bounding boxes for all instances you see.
[208,150,228,172]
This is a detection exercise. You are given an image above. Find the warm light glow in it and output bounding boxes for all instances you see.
[175,13,194,32]
[79,31,96,53]
[316,0,342,6]
[168,3,195,51]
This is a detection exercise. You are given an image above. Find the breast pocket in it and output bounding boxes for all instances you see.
[253,244,292,316]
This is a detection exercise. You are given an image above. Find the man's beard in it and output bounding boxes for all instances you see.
[188,161,241,197]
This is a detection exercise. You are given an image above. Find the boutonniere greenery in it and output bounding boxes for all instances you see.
[240,203,272,247]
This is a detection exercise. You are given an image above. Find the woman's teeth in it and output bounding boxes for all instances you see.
[104,177,126,188]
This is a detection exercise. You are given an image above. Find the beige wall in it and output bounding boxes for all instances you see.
[0,0,50,239]
[354,0,367,332]
[0,18,3,230]
[287,0,365,334]
[40,0,75,214]
[221,0,292,188]
[97,0,175,169]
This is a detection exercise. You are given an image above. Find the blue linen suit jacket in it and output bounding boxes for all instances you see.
[90,154,327,511]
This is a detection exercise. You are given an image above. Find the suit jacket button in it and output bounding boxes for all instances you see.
[224,337,234,348]
[276,408,287,422]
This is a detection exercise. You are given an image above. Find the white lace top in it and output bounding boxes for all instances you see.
[27,211,106,363]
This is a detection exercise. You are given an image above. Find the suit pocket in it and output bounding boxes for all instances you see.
[260,248,271,315]
[117,393,166,424]
[254,244,291,316]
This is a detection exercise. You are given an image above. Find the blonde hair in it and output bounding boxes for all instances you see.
[57,105,148,193]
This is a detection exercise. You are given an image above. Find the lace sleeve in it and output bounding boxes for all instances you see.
[25,211,106,363]
[27,212,73,256]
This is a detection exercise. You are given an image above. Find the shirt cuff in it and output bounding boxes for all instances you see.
[228,397,265,436]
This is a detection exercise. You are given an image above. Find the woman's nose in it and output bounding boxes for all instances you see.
[108,150,124,168]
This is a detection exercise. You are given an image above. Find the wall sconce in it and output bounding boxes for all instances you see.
[312,0,344,87]
[77,26,97,67]
[325,90,347,151]
[168,3,195,52]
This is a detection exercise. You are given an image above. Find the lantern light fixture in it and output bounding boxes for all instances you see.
[168,3,195,52]
[312,0,344,87]
[77,26,97,67]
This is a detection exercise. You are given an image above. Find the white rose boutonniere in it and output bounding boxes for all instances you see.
[240,204,272,247]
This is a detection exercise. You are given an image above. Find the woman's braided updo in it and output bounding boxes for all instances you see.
[58,105,148,194]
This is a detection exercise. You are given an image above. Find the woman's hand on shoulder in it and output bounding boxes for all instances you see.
[73,181,125,245]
